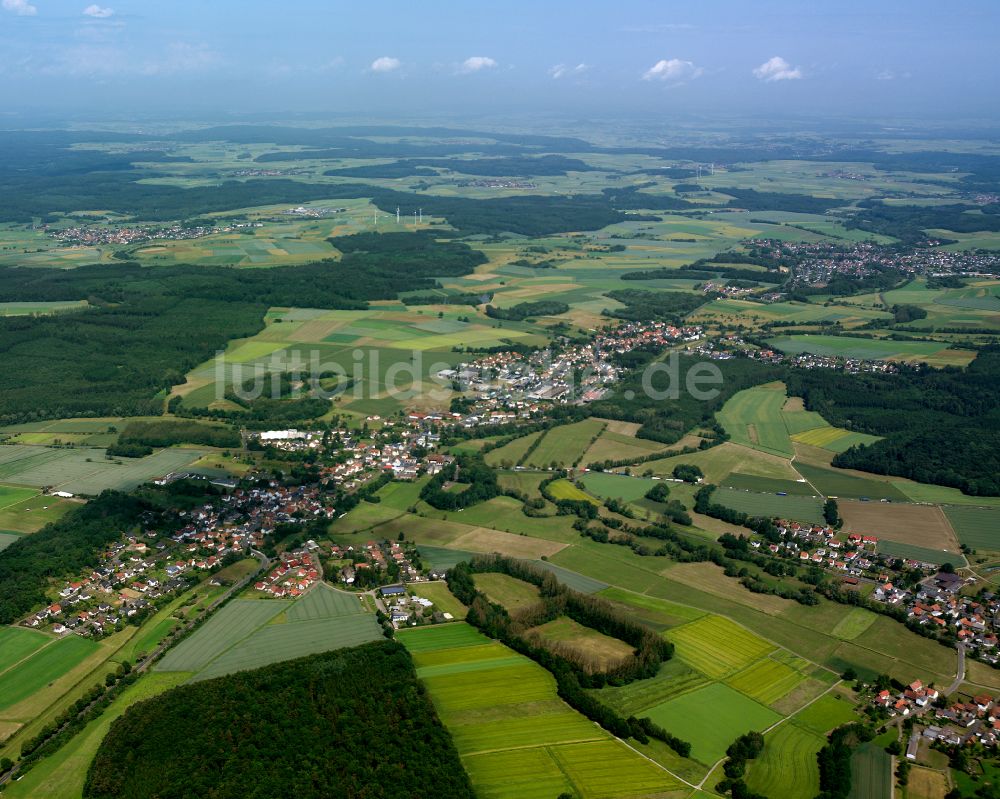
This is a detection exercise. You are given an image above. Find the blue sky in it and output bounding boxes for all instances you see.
[0,0,997,121]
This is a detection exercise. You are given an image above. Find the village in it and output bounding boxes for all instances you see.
[438,319,703,414]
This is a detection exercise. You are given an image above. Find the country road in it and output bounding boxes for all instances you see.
[946,643,966,696]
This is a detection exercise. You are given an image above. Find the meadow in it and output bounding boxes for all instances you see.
[522,418,606,469]
[526,616,635,672]
[846,742,893,799]
[473,572,542,611]
[665,615,776,680]
[398,623,687,799]
[0,635,101,713]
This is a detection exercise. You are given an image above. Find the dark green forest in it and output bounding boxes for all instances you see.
[84,641,475,799]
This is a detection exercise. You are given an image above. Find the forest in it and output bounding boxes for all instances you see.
[326,154,594,178]
[484,300,570,320]
[83,641,475,799]
[603,289,709,322]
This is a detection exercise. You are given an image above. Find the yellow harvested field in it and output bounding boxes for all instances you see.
[664,562,791,615]
[839,501,961,553]
[449,528,567,559]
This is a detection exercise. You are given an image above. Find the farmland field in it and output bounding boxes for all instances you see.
[0,634,100,712]
[484,431,542,467]
[526,616,635,672]
[0,627,50,674]
[192,614,382,681]
[745,722,825,799]
[523,419,606,468]
[0,444,207,495]
[716,384,794,457]
[767,334,973,367]
[156,585,381,680]
[793,463,911,502]
[793,693,859,735]
[0,532,19,551]
[473,573,542,611]
[712,486,826,525]
[665,615,776,679]
[943,505,1000,550]
[155,599,288,673]
[725,656,807,706]
[839,500,961,555]
[593,657,710,717]
[846,742,892,799]
[398,623,686,799]
[0,494,77,533]
[721,472,817,496]
[791,426,883,453]
[547,478,600,504]
[643,682,781,764]
[579,472,658,502]
[643,442,801,484]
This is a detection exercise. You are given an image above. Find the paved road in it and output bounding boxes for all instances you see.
[946,643,966,696]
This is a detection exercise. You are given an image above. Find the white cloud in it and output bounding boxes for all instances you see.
[752,56,802,82]
[549,63,588,80]
[83,4,113,17]
[876,68,910,81]
[2,0,37,16]
[642,58,703,84]
[458,56,497,74]
[370,56,401,73]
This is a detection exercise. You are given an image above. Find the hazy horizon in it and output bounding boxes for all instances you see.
[1,0,997,124]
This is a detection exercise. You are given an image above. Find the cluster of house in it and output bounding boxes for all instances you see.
[752,237,1000,288]
[250,418,452,483]
[875,683,1000,753]
[763,521,888,576]
[47,220,259,247]
[440,320,702,413]
[21,480,342,636]
[379,584,452,628]
[335,539,423,586]
[751,349,900,375]
[253,545,321,598]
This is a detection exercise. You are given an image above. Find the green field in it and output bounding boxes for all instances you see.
[793,463,911,502]
[717,384,794,457]
[792,693,859,735]
[156,585,381,680]
[644,682,781,764]
[484,431,543,467]
[666,615,776,679]
[0,484,39,510]
[0,627,50,674]
[721,473,817,496]
[943,505,1000,550]
[725,656,807,706]
[0,635,100,712]
[192,614,382,682]
[593,658,710,717]
[547,478,600,504]
[523,419,606,469]
[767,334,970,367]
[155,599,288,673]
[579,472,658,502]
[745,722,825,799]
[398,623,685,799]
[791,426,883,453]
[0,445,206,495]
[474,573,542,611]
[877,539,958,565]
[713,486,826,524]
[0,532,20,551]
[846,741,893,799]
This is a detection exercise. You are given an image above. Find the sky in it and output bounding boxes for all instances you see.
[0,0,997,124]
